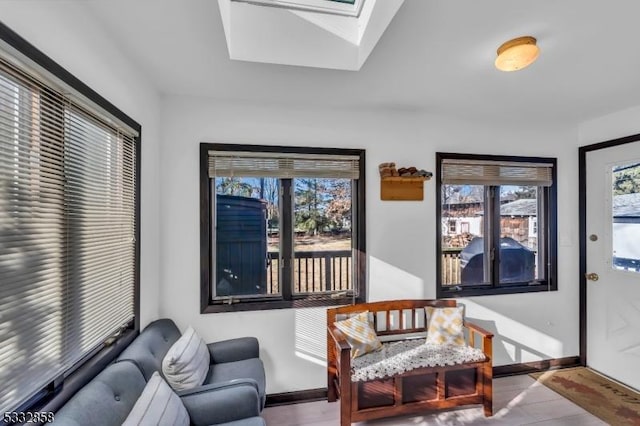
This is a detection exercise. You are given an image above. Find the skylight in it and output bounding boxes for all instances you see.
[233,0,364,17]
[221,0,405,70]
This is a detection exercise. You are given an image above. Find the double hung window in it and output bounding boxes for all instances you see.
[200,144,366,312]
[436,153,557,297]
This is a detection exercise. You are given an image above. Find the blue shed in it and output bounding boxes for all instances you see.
[215,194,268,297]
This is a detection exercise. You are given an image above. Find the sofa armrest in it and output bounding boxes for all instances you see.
[178,381,261,426]
[207,337,259,363]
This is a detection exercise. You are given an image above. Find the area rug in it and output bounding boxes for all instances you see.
[530,367,640,426]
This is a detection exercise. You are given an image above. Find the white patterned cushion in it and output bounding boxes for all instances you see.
[122,372,190,426]
[425,306,465,346]
[334,311,382,358]
[351,339,486,382]
[162,326,209,391]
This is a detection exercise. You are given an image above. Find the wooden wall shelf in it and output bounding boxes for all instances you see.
[380,176,430,201]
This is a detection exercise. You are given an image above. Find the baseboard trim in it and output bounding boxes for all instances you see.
[265,388,328,407]
[264,356,581,406]
[493,356,582,377]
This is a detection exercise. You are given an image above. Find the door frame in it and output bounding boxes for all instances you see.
[579,132,640,366]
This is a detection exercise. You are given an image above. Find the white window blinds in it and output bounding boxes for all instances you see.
[441,158,553,187]
[0,55,137,413]
[208,150,360,179]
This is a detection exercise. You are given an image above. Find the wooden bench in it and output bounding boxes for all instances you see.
[327,300,493,425]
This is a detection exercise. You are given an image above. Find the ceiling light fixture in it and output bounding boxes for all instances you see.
[495,36,539,72]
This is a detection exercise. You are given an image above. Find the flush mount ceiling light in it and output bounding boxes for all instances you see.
[495,36,539,72]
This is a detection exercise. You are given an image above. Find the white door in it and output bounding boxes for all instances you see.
[586,140,640,390]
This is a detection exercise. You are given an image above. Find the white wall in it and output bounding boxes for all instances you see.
[579,105,640,145]
[160,95,580,393]
[1,2,162,327]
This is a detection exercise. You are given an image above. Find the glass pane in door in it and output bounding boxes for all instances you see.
[612,162,640,273]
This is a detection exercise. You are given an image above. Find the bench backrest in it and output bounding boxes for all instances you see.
[327,299,457,340]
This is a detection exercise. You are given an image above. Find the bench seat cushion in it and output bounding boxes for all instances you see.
[351,339,486,382]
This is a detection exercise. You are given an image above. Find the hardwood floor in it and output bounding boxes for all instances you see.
[262,374,607,425]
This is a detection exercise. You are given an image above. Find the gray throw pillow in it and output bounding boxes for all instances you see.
[162,326,209,391]
[122,371,189,426]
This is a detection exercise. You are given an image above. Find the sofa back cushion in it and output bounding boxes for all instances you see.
[117,319,182,380]
[53,361,146,426]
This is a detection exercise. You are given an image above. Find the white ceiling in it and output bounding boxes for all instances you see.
[87,0,640,124]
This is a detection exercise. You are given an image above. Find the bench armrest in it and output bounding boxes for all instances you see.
[178,381,261,426]
[207,337,259,363]
[464,321,494,338]
[464,321,494,359]
[328,326,351,352]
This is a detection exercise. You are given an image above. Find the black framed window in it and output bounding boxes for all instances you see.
[200,143,366,313]
[436,153,557,297]
[0,23,140,414]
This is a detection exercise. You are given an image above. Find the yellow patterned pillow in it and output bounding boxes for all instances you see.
[334,311,382,358]
[425,306,465,346]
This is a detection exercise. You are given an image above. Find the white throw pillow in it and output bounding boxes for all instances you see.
[162,326,209,391]
[122,371,189,426]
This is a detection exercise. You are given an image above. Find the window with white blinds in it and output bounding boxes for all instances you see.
[441,158,553,186]
[0,53,138,413]
[208,150,360,179]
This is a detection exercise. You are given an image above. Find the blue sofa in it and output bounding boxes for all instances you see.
[117,319,266,409]
[53,319,266,426]
[54,361,265,426]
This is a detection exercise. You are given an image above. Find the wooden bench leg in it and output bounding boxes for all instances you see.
[339,381,352,426]
[328,371,337,403]
[483,362,493,417]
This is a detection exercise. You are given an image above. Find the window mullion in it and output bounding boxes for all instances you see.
[490,186,501,287]
[538,186,547,282]
[281,179,293,300]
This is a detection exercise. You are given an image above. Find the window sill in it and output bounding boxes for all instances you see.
[201,295,363,313]
[22,328,137,414]
[437,283,557,298]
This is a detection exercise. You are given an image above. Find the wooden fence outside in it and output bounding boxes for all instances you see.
[442,248,463,285]
[267,250,352,294]
[265,248,465,291]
